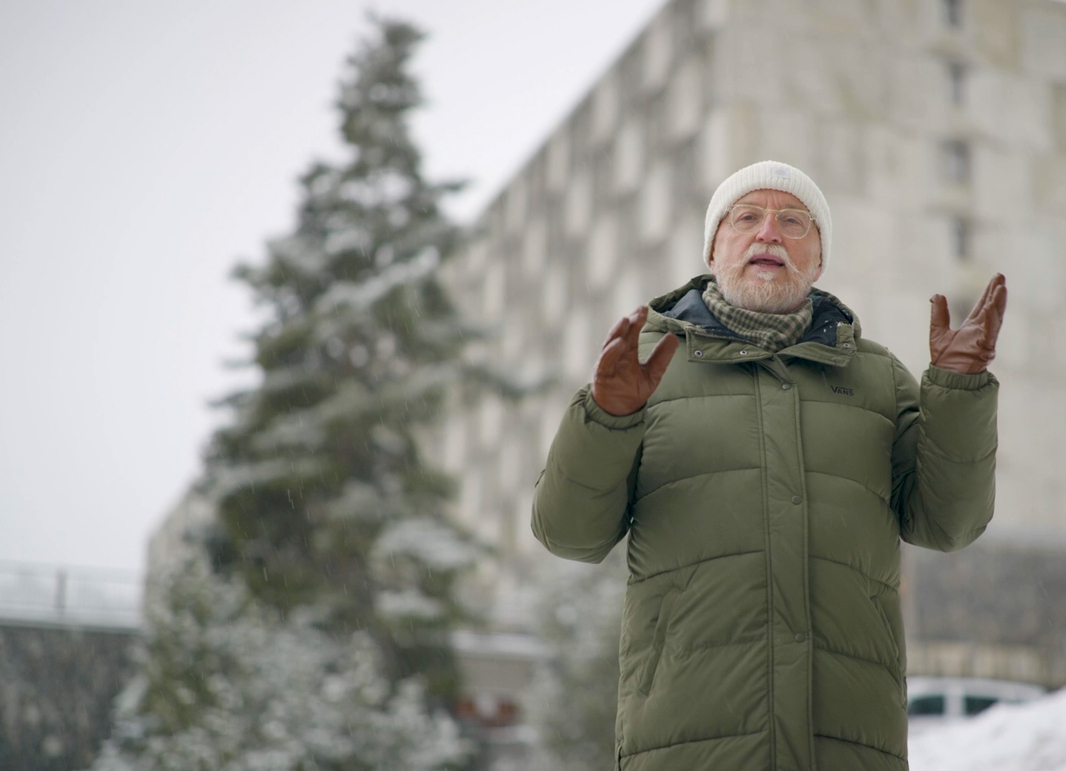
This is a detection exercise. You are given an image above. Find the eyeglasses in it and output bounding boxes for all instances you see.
[727,204,815,239]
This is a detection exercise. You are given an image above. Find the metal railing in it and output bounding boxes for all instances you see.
[0,560,142,630]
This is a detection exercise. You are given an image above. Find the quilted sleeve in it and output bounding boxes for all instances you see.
[890,356,999,552]
[531,385,645,563]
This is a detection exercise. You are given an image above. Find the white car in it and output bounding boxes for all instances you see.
[907,676,1046,736]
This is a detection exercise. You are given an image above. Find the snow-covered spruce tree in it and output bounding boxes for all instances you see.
[202,12,478,703]
[91,17,482,771]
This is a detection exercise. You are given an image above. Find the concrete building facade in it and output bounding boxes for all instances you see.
[436,0,1066,686]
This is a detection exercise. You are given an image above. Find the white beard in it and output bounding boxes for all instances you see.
[714,243,820,313]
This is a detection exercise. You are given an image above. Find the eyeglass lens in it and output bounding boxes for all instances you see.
[731,205,812,238]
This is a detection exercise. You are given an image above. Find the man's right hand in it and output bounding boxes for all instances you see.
[591,306,681,417]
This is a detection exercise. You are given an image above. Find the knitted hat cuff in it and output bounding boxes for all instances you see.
[702,160,832,271]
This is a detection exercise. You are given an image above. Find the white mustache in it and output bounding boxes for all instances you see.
[744,243,794,269]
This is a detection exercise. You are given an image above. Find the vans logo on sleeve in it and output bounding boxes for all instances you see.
[831,385,855,396]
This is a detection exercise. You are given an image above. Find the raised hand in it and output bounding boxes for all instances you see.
[591,306,681,417]
[930,273,1008,375]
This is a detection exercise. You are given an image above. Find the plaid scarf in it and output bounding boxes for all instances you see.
[701,279,814,353]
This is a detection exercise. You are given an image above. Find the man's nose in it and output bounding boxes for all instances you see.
[755,213,783,243]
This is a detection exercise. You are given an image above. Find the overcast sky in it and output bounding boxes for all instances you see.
[0,0,667,575]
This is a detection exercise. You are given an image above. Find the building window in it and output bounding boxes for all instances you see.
[942,139,971,185]
[965,696,999,716]
[948,61,966,105]
[944,0,962,27]
[952,217,971,261]
[908,695,946,716]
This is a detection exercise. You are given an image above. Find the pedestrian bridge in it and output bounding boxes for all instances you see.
[0,559,141,631]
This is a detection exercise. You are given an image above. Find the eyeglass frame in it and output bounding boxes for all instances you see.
[725,204,817,239]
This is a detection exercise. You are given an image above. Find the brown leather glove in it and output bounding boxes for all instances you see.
[930,273,1008,375]
[591,306,681,417]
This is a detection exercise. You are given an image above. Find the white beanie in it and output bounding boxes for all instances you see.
[702,160,831,271]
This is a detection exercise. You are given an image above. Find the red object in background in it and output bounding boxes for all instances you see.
[453,695,520,728]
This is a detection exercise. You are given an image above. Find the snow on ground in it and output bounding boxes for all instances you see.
[909,687,1066,771]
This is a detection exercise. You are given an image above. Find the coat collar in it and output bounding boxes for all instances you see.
[645,275,860,368]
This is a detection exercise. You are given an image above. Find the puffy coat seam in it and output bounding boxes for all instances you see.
[815,643,899,682]
[635,467,763,503]
[638,588,679,695]
[549,458,628,494]
[925,365,996,391]
[891,354,900,430]
[806,469,889,504]
[872,594,904,693]
[809,554,899,593]
[791,368,817,768]
[541,532,624,554]
[627,550,764,585]
[813,733,906,763]
[753,370,777,767]
[852,349,891,361]
[803,399,895,427]
[914,517,986,553]
[619,729,767,759]
[582,387,648,430]
[668,636,766,657]
[918,440,997,466]
[649,393,756,407]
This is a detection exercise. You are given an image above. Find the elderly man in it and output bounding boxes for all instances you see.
[532,160,1007,771]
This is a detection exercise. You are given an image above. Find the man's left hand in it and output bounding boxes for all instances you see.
[929,273,1008,375]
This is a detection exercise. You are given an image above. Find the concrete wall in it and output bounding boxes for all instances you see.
[905,532,1066,686]
[0,621,136,770]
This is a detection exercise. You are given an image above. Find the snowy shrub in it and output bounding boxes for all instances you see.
[90,556,472,771]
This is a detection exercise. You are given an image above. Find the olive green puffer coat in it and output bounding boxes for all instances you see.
[532,277,998,771]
